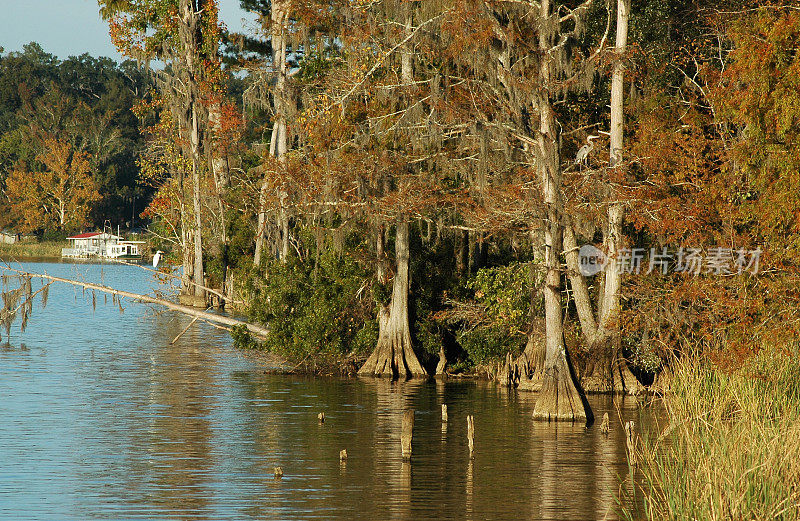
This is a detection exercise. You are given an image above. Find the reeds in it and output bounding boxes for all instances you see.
[624,348,800,520]
[0,240,64,259]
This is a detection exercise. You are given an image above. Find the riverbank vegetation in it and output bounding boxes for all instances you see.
[0,240,63,259]
[624,343,800,519]
[0,1,799,515]
[97,0,800,422]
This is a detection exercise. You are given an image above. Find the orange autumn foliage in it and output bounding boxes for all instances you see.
[621,5,800,369]
[5,138,100,232]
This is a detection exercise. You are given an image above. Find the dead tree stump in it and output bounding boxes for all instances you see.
[624,421,636,466]
[436,345,447,375]
[401,409,414,460]
[600,412,610,434]
[467,415,475,458]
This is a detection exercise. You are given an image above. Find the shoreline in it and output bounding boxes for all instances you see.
[248,350,659,396]
[5,255,656,396]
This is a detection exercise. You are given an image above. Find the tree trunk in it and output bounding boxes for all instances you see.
[254,0,291,267]
[561,0,636,394]
[599,0,628,338]
[253,175,269,266]
[435,345,447,376]
[358,221,427,379]
[455,229,466,275]
[533,200,586,420]
[517,229,546,382]
[170,0,206,307]
[208,102,229,244]
[401,4,413,85]
[208,102,230,302]
[532,0,590,422]
[279,200,290,263]
[581,335,640,394]
[467,233,476,276]
[563,223,599,345]
[376,222,388,283]
[191,103,205,300]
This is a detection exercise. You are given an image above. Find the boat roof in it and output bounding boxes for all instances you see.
[67,232,122,240]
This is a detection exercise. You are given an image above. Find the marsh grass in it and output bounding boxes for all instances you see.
[0,240,63,259]
[624,348,800,520]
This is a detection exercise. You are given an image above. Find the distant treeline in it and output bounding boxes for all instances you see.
[0,42,151,235]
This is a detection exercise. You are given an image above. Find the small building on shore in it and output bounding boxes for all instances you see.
[1,230,23,244]
[62,232,144,259]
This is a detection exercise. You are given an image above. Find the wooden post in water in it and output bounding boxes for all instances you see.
[467,414,475,458]
[624,420,636,466]
[441,404,448,422]
[600,412,610,434]
[401,409,414,460]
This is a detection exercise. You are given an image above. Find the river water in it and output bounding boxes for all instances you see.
[0,262,655,520]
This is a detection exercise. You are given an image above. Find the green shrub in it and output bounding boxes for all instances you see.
[447,262,535,364]
[243,252,377,359]
[231,324,260,350]
[459,324,525,364]
[41,229,69,242]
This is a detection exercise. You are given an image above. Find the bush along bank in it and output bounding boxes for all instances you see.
[226,221,659,383]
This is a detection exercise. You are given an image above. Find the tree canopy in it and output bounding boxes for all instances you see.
[0,43,151,234]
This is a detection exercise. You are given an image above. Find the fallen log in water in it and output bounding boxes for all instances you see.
[0,266,269,339]
[109,258,244,306]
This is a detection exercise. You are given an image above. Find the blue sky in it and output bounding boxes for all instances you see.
[0,0,257,61]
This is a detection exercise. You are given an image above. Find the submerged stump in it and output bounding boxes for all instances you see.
[401,409,414,460]
[467,415,475,458]
[600,412,610,434]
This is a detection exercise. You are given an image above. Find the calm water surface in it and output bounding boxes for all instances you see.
[0,262,656,520]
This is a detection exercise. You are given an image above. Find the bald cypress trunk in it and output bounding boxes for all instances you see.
[531,118,587,421]
[359,221,427,378]
[254,0,291,267]
[594,0,632,390]
[531,0,590,422]
[176,0,206,306]
[358,10,425,379]
[560,0,638,394]
[190,103,205,300]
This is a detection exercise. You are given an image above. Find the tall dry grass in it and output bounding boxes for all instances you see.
[625,348,800,520]
[0,240,63,259]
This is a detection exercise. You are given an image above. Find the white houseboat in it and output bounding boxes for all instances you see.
[62,232,144,260]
